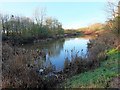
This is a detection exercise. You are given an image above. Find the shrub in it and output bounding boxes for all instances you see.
[2,43,44,88]
[63,57,70,72]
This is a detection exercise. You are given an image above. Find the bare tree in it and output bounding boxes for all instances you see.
[105,1,120,34]
[4,15,9,36]
[34,7,46,27]
[0,14,5,34]
[0,14,9,35]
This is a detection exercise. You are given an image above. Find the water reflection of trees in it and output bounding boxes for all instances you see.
[35,39,65,72]
[45,39,65,57]
[22,38,65,57]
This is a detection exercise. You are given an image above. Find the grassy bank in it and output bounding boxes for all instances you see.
[62,48,120,88]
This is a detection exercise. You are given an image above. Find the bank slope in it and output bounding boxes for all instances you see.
[62,49,120,88]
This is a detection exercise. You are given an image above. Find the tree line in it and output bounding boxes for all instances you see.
[0,9,64,43]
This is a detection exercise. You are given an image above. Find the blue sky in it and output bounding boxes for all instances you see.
[0,2,107,29]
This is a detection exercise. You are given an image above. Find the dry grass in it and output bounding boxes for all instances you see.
[2,43,44,88]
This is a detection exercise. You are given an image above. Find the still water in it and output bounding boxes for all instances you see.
[24,37,89,71]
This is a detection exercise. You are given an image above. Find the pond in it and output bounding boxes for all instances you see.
[23,37,90,72]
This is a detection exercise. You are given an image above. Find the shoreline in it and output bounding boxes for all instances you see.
[2,32,82,46]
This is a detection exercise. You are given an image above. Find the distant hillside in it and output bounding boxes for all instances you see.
[78,23,104,31]
[88,23,104,31]
[76,23,105,35]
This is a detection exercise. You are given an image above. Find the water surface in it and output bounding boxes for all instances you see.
[23,37,89,71]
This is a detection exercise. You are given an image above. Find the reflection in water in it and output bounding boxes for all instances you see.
[44,39,65,57]
[23,37,89,72]
[52,38,89,71]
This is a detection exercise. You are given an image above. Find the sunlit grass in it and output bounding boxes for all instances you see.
[62,49,120,88]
